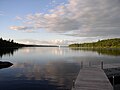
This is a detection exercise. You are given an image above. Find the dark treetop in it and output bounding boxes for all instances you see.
[0,37,58,48]
[69,38,120,48]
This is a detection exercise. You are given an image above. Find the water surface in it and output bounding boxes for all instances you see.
[0,47,120,90]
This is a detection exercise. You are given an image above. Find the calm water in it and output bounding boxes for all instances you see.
[0,47,120,90]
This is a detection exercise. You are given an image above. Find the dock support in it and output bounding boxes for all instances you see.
[72,80,75,88]
[81,61,83,69]
[89,61,91,67]
[113,76,115,90]
[101,61,103,69]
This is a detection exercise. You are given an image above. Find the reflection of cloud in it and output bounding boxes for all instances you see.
[22,48,30,53]
[10,0,120,38]
[51,48,67,56]
[13,61,80,89]
[16,47,71,57]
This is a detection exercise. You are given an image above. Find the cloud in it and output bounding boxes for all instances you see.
[10,26,28,31]
[15,16,23,20]
[17,39,80,45]
[10,0,120,37]
[17,37,112,45]
[10,26,30,30]
[9,26,36,33]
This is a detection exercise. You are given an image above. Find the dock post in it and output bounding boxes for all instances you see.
[72,80,75,88]
[101,61,103,69]
[89,61,91,67]
[81,61,83,69]
[113,76,115,90]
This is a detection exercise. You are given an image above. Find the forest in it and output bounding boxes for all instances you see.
[0,37,25,48]
[0,37,58,48]
[69,38,120,48]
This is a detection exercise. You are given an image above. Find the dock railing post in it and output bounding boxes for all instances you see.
[113,76,115,90]
[89,61,91,67]
[81,61,83,69]
[72,80,75,88]
[101,61,103,69]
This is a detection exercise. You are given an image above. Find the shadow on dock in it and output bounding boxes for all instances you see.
[0,61,13,69]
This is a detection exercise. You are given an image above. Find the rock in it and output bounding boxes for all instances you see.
[0,61,13,69]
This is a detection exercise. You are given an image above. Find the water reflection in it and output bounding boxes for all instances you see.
[12,61,80,89]
[0,61,13,69]
[0,48,19,58]
[0,47,120,90]
[70,48,120,56]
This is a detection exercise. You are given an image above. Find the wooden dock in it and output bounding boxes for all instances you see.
[72,67,113,90]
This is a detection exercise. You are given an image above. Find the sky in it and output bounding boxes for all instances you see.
[0,0,120,45]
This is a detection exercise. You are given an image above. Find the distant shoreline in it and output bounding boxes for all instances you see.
[69,38,120,48]
[0,45,58,48]
[0,37,58,48]
[22,44,58,47]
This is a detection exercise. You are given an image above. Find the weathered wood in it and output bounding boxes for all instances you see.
[94,63,120,69]
[72,67,113,90]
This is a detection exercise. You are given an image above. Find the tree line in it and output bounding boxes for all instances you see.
[69,38,120,48]
[0,37,58,48]
[0,37,25,48]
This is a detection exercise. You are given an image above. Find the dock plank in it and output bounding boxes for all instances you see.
[72,67,113,90]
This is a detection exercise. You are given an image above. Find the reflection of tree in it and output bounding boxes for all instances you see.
[70,48,120,56]
[0,37,24,58]
[13,61,80,89]
[0,48,19,58]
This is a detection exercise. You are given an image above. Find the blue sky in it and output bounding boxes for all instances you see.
[0,0,120,45]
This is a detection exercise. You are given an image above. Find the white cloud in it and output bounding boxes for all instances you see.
[17,39,74,45]
[17,35,120,45]
[10,0,120,37]
[9,26,36,33]
[10,26,30,31]
[15,16,23,20]
[10,26,26,30]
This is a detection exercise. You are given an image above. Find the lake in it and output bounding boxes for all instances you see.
[0,47,120,90]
